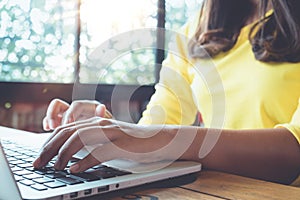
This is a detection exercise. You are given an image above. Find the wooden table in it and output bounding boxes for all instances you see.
[88,171,300,200]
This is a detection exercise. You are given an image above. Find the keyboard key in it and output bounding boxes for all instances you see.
[15,155,30,159]
[106,168,132,176]
[19,163,34,168]
[7,152,23,157]
[114,170,132,176]
[20,179,35,186]
[34,167,55,175]
[11,166,23,172]
[33,169,46,175]
[22,157,35,162]
[14,175,24,182]
[56,176,83,185]
[87,169,116,179]
[7,157,17,162]
[44,181,66,188]
[4,149,15,156]
[10,160,26,165]
[45,171,67,179]
[23,173,43,180]
[26,167,36,172]
[21,150,36,155]
[33,177,55,184]
[72,172,100,182]
[14,170,33,176]
[23,151,38,157]
[31,184,48,191]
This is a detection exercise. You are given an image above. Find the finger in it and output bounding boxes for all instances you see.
[43,116,63,131]
[69,143,118,173]
[62,101,99,124]
[42,117,102,148]
[51,123,114,170]
[95,104,105,117]
[33,127,77,169]
[53,130,84,170]
[43,115,63,131]
[36,117,116,169]
[42,117,51,131]
[73,125,117,146]
[41,121,81,148]
[95,104,113,118]
[46,99,70,130]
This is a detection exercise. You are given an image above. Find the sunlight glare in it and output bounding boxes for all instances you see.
[81,0,157,47]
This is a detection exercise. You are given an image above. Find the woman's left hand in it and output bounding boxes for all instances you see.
[33,117,182,173]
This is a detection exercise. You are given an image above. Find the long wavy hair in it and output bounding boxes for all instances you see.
[188,0,300,63]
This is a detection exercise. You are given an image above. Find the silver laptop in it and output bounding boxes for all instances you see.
[0,127,201,200]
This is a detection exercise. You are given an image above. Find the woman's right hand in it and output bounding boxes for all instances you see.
[34,117,186,173]
[43,99,112,131]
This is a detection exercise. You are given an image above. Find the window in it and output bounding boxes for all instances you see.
[79,0,157,85]
[0,0,77,83]
[0,0,202,130]
[0,0,202,85]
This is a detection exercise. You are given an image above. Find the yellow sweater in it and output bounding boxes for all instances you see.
[139,13,300,185]
[139,15,300,144]
[138,12,300,186]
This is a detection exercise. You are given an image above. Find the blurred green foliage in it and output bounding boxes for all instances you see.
[0,0,201,84]
[0,0,76,83]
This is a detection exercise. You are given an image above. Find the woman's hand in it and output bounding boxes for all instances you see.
[33,117,191,173]
[43,99,112,131]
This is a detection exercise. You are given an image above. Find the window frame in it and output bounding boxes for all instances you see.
[0,0,165,107]
[0,81,155,104]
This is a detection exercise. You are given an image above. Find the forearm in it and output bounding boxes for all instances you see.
[178,127,300,184]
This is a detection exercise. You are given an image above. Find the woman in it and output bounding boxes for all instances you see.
[33,0,300,185]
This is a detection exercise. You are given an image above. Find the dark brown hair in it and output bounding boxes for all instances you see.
[188,0,300,63]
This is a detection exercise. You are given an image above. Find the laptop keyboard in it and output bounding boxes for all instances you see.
[2,140,131,191]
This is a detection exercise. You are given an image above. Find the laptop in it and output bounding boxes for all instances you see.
[0,126,201,200]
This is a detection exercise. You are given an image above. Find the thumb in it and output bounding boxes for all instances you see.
[95,104,113,119]
[95,104,106,117]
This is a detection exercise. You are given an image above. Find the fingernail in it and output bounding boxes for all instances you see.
[54,160,61,170]
[70,163,79,173]
[33,157,41,168]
